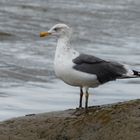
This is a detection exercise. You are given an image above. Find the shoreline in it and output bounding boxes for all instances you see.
[0,99,139,140]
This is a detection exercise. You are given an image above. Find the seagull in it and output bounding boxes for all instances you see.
[40,23,140,109]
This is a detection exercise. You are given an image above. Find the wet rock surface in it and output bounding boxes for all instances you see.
[0,99,139,140]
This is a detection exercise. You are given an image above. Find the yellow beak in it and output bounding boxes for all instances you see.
[40,32,51,37]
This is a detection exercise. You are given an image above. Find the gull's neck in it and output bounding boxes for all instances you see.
[55,35,72,60]
[57,36,71,52]
[54,34,79,64]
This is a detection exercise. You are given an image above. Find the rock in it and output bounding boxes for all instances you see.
[0,99,139,140]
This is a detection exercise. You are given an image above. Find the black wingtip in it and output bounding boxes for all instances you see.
[133,70,140,77]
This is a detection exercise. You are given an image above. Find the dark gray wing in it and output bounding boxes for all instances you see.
[73,54,127,83]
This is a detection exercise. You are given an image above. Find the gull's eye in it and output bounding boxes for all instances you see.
[54,27,60,32]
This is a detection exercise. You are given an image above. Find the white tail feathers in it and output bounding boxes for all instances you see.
[123,65,140,78]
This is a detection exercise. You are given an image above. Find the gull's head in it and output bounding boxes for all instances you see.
[40,23,71,38]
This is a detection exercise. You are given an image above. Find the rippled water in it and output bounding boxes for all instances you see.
[0,0,140,121]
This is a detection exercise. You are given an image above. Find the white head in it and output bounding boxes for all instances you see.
[40,23,71,38]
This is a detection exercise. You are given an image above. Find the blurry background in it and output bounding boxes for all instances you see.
[0,0,140,120]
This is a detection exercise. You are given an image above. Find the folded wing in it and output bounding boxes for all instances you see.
[73,54,128,84]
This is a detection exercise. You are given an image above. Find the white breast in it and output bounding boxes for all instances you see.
[54,51,99,88]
